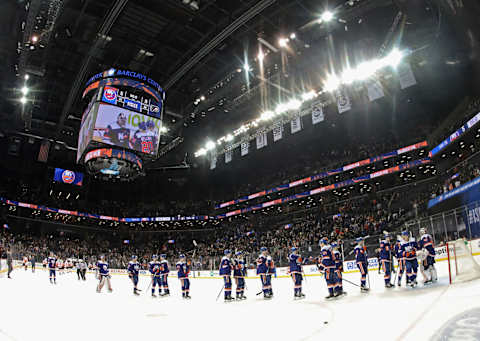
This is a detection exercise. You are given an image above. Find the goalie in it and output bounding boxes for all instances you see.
[418,228,437,284]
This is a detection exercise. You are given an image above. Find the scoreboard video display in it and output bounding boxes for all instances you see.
[53,168,84,186]
[92,103,161,155]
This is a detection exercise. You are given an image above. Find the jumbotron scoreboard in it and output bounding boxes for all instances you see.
[77,68,165,181]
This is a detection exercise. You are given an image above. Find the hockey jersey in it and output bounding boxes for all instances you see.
[394,242,403,259]
[288,253,303,273]
[401,238,418,261]
[48,257,57,269]
[319,245,336,270]
[219,256,233,275]
[266,255,276,274]
[97,261,110,276]
[127,261,140,275]
[379,240,392,260]
[160,260,169,274]
[105,122,130,148]
[149,261,161,276]
[233,258,246,277]
[256,254,267,275]
[418,234,435,257]
[176,261,190,278]
[354,245,368,264]
[333,250,343,271]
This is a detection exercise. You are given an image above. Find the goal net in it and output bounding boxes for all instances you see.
[447,239,480,284]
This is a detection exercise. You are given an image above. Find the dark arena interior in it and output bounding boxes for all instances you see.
[1,1,480,340]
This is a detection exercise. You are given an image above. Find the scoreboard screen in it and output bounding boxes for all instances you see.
[91,103,161,155]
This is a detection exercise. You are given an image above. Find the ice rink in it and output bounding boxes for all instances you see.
[1,259,479,341]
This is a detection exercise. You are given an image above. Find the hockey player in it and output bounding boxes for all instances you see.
[30,255,35,273]
[159,254,170,296]
[56,258,64,275]
[79,259,87,280]
[288,247,305,299]
[266,251,276,297]
[42,258,47,269]
[256,247,271,299]
[47,252,57,284]
[96,255,113,293]
[331,242,346,296]
[379,236,394,288]
[176,254,191,299]
[418,227,437,284]
[354,237,369,292]
[149,255,162,297]
[233,251,247,300]
[401,231,418,288]
[127,255,141,295]
[394,238,405,286]
[318,238,337,299]
[104,113,130,148]
[23,256,28,271]
[219,250,234,302]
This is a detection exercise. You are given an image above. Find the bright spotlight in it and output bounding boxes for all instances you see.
[225,134,233,142]
[383,48,403,68]
[21,86,29,95]
[200,95,206,101]
[260,111,275,121]
[286,99,302,110]
[24,74,29,80]
[20,97,27,104]
[355,60,378,80]
[324,74,340,92]
[205,141,216,150]
[275,103,288,115]
[341,68,356,85]
[257,50,265,62]
[160,126,168,133]
[321,11,334,23]
[243,63,251,72]
[301,91,317,101]
[195,148,207,157]
[278,38,288,48]
[31,35,38,43]
[290,33,296,40]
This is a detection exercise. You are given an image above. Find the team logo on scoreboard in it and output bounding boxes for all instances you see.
[62,170,76,184]
[102,86,118,104]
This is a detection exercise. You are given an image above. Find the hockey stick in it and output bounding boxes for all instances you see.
[341,277,363,288]
[145,277,153,293]
[216,283,225,301]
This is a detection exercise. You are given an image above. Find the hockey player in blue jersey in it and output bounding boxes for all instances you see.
[354,237,370,292]
[47,252,57,284]
[266,252,276,297]
[96,255,112,293]
[318,238,337,299]
[401,231,418,287]
[379,237,394,288]
[233,251,247,300]
[331,242,346,296]
[256,247,271,299]
[149,255,162,297]
[288,247,305,299]
[418,227,437,284]
[177,254,191,299]
[219,250,234,302]
[159,254,170,296]
[394,238,405,286]
[127,255,141,296]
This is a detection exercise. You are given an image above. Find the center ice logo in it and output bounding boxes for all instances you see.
[62,170,75,184]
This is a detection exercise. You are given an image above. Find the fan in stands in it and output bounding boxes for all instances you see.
[446,239,480,284]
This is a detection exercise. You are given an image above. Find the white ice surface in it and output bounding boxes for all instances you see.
[1,259,479,341]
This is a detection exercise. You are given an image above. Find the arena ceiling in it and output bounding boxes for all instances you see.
[0,0,472,168]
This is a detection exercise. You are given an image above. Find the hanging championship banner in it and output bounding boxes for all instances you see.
[366,79,385,102]
[291,116,302,134]
[398,62,417,89]
[240,141,249,156]
[210,155,217,170]
[256,132,268,149]
[311,102,324,125]
[225,150,232,163]
[336,88,351,114]
[273,123,283,142]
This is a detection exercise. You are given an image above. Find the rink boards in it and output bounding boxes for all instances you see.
[4,238,480,279]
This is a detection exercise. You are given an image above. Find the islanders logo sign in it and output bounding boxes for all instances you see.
[62,170,76,184]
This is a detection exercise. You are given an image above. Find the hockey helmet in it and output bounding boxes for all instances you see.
[224,249,232,255]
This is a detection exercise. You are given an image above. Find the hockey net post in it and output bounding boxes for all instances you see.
[446,239,480,284]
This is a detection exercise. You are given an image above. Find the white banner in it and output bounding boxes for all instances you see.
[291,116,302,134]
[210,155,217,170]
[256,132,268,149]
[240,141,249,156]
[366,79,385,102]
[225,150,232,163]
[311,102,324,125]
[398,62,417,89]
[336,88,351,114]
[273,123,283,142]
